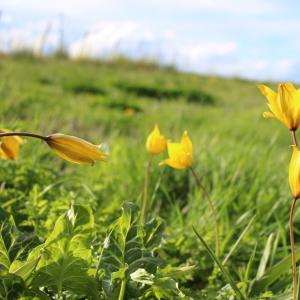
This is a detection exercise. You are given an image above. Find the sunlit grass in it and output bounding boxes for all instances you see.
[0,55,296,299]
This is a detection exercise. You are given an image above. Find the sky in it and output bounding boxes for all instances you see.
[1,0,300,81]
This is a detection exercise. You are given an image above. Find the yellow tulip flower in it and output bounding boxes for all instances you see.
[45,133,107,165]
[257,83,300,130]
[160,131,192,169]
[0,129,25,160]
[146,125,167,155]
[289,145,300,199]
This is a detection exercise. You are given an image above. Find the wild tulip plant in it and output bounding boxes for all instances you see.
[143,126,220,257]
[258,82,300,300]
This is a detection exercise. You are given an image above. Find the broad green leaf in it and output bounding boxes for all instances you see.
[30,204,99,299]
[0,272,25,299]
[98,202,162,298]
[0,209,39,276]
[10,256,41,282]
[32,256,98,299]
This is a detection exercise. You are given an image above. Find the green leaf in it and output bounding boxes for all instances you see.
[98,202,161,298]
[10,256,41,282]
[0,209,39,276]
[32,255,98,299]
[0,272,25,299]
[151,277,186,299]
[130,268,188,299]
[43,204,94,261]
[30,204,99,299]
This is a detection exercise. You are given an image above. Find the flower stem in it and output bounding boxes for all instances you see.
[292,130,298,147]
[118,279,126,300]
[290,197,298,300]
[0,132,47,141]
[140,155,153,224]
[190,167,220,257]
[291,130,299,300]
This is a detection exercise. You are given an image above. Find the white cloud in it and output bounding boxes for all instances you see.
[179,42,237,61]
[69,21,173,59]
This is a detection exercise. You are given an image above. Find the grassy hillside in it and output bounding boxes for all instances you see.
[0,55,295,299]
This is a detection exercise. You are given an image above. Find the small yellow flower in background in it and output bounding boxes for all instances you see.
[0,129,25,160]
[146,125,167,155]
[160,131,192,169]
[257,83,300,130]
[45,133,107,165]
[124,108,135,117]
[289,145,300,199]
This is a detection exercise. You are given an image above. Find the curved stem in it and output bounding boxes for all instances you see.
[118,279,126,300]
[291,130,298,147]
[290,197,298,300]
[140,155,153,224]
[190,167,220,257]
[0,132,47,141]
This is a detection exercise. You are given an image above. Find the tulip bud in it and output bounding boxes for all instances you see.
[146,125,167,155]
[46,133,107,165]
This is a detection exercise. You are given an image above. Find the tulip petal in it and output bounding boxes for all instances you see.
[289,146,300,199]
[181,131,192,155]
[167,142,182,158]
[159,158,186,169]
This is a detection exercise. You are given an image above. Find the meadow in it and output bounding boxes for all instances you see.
[0,54,296,299]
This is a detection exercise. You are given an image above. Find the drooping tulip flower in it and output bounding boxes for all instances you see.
[0,129,25,160]
[146,125,167,155]
[160,131,192,169]
[257,83,300,131]
[45,133,107,165]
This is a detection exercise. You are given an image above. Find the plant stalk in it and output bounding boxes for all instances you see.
[140,155,153,224]
[292,130,299,147]
[118,279,126,300]
[290,130,299,300]
[190,167,220,257]
[0,132,47,141]
[290,197,298,300]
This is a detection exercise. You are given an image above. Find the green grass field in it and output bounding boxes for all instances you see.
[0,54,297,299]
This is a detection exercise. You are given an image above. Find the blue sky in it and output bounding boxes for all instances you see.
[1,0,300,81]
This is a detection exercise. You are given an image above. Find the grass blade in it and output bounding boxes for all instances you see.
[193,226,246,300]
[256,233,274,279]
[222,215,256,265]
[249,248,300,296]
